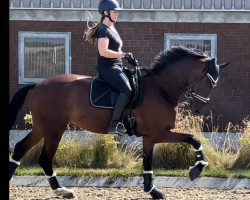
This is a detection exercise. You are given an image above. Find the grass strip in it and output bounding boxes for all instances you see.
[15,166,250,179]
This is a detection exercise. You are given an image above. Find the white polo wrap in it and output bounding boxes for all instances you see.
[143,170,153,174]
[10,158,20,166]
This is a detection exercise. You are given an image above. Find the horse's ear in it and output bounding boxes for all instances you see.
[219,62,230,70]
[210,58,216,65]
[208,58,216,70]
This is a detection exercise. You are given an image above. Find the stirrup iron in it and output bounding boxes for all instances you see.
[108,122,126,136]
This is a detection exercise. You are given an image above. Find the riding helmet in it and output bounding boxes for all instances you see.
[98,0,121,15]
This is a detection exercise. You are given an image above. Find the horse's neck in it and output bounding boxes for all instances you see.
[143,75,183,107]
[142,58,207,107]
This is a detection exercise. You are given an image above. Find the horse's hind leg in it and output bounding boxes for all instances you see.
[142,137,165,199]
[9,129,42,181]
[38,129,76,199]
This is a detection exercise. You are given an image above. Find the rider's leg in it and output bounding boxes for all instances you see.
[99,68,132,135]
[108,92,129,135]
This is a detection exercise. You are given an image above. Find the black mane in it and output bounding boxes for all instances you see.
[143,46,209,76]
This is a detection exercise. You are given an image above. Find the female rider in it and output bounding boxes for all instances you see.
[84,0,137,136]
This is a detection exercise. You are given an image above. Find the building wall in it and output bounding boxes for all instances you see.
[9,20,250,130]
[9,0,250,10]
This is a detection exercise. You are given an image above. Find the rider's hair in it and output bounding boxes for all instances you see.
[83,17,104,45]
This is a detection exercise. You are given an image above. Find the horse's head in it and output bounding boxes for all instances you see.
[187,58,230,115]
[146,46,230,115]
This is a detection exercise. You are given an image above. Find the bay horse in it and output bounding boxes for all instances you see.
[9,46,229,199]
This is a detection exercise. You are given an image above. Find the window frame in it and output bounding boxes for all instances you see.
[18,31,71,84]
[164,33,217,59]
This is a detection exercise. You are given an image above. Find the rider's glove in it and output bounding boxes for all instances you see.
[123,52,139,67]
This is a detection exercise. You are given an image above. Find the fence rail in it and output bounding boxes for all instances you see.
[9,0,250,11]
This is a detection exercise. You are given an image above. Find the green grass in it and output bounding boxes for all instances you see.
[15,166,250,179]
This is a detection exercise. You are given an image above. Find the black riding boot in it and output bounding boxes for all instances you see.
[108,93,129,136]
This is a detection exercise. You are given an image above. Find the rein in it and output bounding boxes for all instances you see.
[138,63,215,104]
[139,64,185,93]
[184,67,211,104]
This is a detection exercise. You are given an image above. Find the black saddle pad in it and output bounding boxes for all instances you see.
[90,75,119,108]
[89,70,143,137]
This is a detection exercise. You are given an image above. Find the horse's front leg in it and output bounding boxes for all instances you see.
[154,129,208,181]
[143,137,165,199]
[188,140,209,181]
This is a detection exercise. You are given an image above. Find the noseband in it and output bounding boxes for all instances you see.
[184,67,218,104]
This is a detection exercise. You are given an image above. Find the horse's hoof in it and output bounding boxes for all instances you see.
[189,166,201,181]
[150,187,166,199]
[54,187,76,199]
[189,161,208,181]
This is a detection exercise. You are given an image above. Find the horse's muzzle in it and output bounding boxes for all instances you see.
[190,99,207,115]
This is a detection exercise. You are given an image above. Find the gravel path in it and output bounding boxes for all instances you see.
[9,186,250,200]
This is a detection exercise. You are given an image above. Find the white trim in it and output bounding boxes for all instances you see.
[18,31,71,84]
[143,170,154,174]
[51,172,57,177]
[148,184,156,193]
[194,145,203,152]
[46,172,57,178]
[189,160,208,171]
[9,7,250,12]
[10,158,20,166]
[165,34,217,59]
[89,76,114,109]
[9,0,250,12]
[206,73,219,88]
[194,160,209,166]
[9,10,250,23]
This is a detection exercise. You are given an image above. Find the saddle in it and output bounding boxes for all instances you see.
[90,67,143,137]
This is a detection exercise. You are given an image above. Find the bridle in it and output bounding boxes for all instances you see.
[183,67,219,104]
[138,62,218,104]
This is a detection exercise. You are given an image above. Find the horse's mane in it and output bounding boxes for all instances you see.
[142,46,209,76]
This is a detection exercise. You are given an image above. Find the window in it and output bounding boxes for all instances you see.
[165,34,217,58]
[18,32,71,84]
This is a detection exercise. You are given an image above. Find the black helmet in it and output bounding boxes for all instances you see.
[98,0,121,15]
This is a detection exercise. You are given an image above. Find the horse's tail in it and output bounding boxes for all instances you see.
[9,84,36,131]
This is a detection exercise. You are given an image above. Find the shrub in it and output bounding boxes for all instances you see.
[19,106,250,170]
[19,131,142,169]
[152,103,250,170]
[153,143,195,169]
[232,137,250,169]
[108,141,142,169]
[91,134,119,168]
[54,134,94,168]
[232,118,250,169]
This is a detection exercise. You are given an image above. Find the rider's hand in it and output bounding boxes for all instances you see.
[123,52,138,67]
